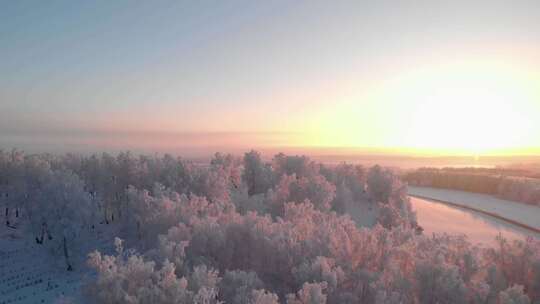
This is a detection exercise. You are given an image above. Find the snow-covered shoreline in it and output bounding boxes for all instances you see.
[408,186,540,232]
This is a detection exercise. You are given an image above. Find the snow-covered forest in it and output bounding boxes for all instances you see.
[1,149,540,304]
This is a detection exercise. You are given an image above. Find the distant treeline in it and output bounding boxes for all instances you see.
[404,167,540,206]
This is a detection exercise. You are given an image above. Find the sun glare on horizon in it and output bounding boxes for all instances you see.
[297,56,540,156]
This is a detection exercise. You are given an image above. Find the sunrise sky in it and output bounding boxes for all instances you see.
[1,1,539,156]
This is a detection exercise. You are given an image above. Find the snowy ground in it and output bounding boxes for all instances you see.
[0,224,114,304]
[408,186,540,231]
[0,237,81,304]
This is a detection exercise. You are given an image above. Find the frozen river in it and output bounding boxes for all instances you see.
[410,196,540,246]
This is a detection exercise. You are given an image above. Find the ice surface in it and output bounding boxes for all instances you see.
[408,186,540,230]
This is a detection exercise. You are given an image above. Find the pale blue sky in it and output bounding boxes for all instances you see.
[1,1,539,154]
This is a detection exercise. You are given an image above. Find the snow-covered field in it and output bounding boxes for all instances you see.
[0,224,114,304]
[0,237,81,304]
[408,186,540,231]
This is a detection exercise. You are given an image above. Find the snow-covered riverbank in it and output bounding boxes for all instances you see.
[408,186,540,231]
[410,197,539,246]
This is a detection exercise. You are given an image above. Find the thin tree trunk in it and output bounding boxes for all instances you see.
[36,224,45,244]
[64,236,73,271]
[103,209,109,224]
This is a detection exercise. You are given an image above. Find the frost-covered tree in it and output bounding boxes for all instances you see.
[0,149,26,227]
[85,239,193,304]
[293,257,344,291]
[414,260,467,304]
[211,152,242,190]
[321,163,368,214]
[286,282,328,304]
[119,185,184,249]
[219,270,264,304]
[268,173,336,215]
[367,165,394,204]
[499,285,531,304]
[243,150,273,196]
[26,169,96,270]
[250,289,280,304]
